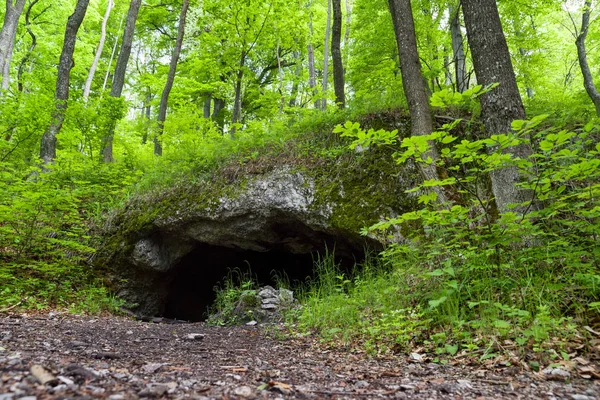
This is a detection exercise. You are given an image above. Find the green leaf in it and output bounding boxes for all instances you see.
[445,344,459,355]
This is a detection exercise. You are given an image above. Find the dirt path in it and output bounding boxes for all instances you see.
[0,314,598,399]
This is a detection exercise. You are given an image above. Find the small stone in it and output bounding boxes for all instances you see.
[457,379,473,389]
[355,380,369,388]
[233,386,254,398]
[261,303,278,310]
[246,321,258,326]
[400,384,416,391]
[16,397,36,400]
[0,394,15,400]
[138,384,168,398]
[258,286,278,299]
[142,363,164,374]
[108,395,125,400]
[262,298,280,305]
[571,395,594,400]
[185,333,205,341]
[543,367,571,381]
[57,376,74,385]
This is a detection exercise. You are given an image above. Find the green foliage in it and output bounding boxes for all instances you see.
[0,156,137,312]
[206,268,260,326]
[298,109,599,357]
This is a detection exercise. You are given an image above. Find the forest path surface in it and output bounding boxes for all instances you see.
[0,314,598,399]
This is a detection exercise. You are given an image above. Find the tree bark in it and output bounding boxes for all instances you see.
[449,3,467,92]
[203,95,212,119]
[462,0,533,214]
[17,0,41,93]
[40,0,90,164]
[230,53,246,138]
[154,0,189,156]
[101,0,142,162]
[0,0,27,93]
[212,97,225,130]
[307,3,318,109]
[388,0,448,204]
[576,0,600,116]
[331,0,345,108]
[322,0,332,110]
[289,51,301,107]
[83,0,113,101]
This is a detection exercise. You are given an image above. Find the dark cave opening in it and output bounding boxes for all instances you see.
[162,242,359,322]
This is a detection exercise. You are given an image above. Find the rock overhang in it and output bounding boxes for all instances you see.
[104,169,382,320]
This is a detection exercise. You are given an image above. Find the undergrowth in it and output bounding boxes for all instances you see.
[295,95,600,362]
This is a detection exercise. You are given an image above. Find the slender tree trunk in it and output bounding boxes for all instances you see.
[289,51,301,107]
[212,98,225,130]
[203,95,212,119]
[322,0,332,110]
[40,0,90,164]
[0,0,27,93]
[449,3,467,92]
[83,0,113,101]
[576,0,600,116]
[102,14,124,92]
[2,34,14,90]
[331,0,345,108]
[101,0,142,162]
[230,52,246,138]
[462,0,533,214]
[388,0,448,204]
[343,0,352,67]
[17,0,40,93]
[307,3,318,109]
[154,0,189,156]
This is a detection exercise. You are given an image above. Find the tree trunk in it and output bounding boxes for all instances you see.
[17,0,40,93]
[154,0,189,156]
[322,0,332,110]
[331,0,345,108]
[576,0,600,116]
[449,3,467,92]
[40,0,90,164]
[0,0,27,93]
[289,51,301,107]
[230,52,246,138]
[212,98,225,130]
[101,0,142,162]
[307,3,318,109]
[83,0,113,101]
[203,95,212,119]
[388,0,448,204]
[102,14,124,92]
[462,0,533,214]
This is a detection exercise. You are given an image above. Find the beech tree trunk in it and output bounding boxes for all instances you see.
[576,0,600,116]
[83,0,113,101]
[154,0,189,155]
[40,0,90,164]
[289,51,301,107]
[230,54,246,138]
[307,3,318,109]
[212,98,225,130]
[203,96,212,119]
[322,0,332,110]
[449,3,467,93]
[331,0,345,108]
[462,0,533,214]
[101,0,142,162]
[17,0,40,93]
[388,0,448,204]
[0,0,27,93]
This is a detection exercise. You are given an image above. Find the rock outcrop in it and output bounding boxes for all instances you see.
[96,136,418,321]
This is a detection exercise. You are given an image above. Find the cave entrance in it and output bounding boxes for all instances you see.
[163,243,355,322]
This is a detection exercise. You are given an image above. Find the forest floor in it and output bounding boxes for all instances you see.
[0,313,599,400]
